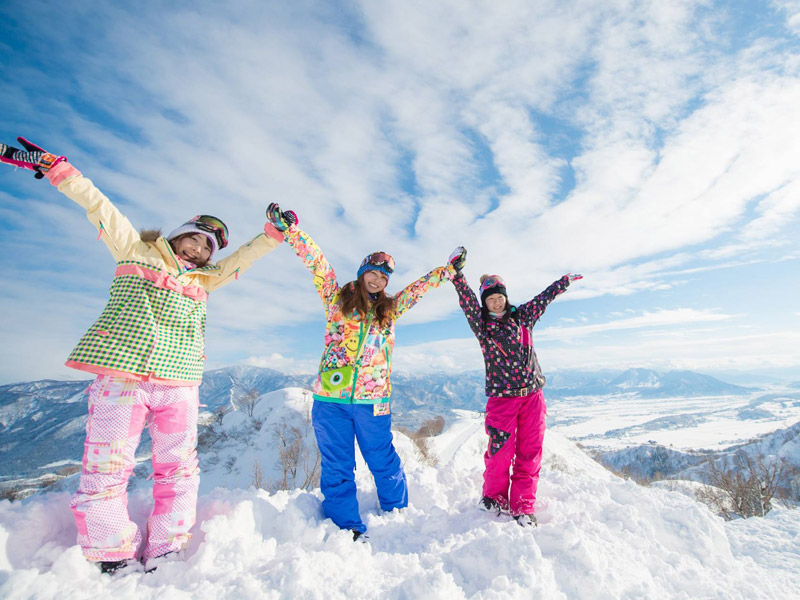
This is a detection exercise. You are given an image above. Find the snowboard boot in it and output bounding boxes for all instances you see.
[513,513,538,528]
[352,530,369,543]
[98,559,132,575]
[144,550,185,573]
[479,496,502,514]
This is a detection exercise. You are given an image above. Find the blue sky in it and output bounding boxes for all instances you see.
[1,0,799,385]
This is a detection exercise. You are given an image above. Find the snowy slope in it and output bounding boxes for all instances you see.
[1,391,799,599]
[599,421,800,483]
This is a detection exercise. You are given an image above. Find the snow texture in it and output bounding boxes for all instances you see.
[1,390,799,599]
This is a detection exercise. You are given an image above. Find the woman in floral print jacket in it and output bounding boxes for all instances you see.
[447,247,581,527]
[267,203,455,539]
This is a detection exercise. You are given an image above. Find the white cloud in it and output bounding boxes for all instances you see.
[394,307,746,374]
[536,308,737,340]
[394,320,800,376]
[243,353,318,375]
[542,328,800,373]
[392,338,485,373]
[2,2,800,382]
[773,0,800,32]
[739,179,800,242]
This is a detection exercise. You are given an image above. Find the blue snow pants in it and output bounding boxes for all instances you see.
[311,400,408,533]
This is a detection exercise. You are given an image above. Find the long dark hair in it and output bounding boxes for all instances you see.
[341,274,395,329]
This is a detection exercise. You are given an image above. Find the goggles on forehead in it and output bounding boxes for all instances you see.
[364,251,395,274]
[480,275,505,293]
[190,214,229,249]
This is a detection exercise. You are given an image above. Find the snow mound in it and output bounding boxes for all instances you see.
[1,408,799,599]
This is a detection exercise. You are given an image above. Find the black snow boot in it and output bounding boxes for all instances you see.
[513,514,538,528]
[144,550,185,573]
[352,530,369,542]
[479,496,502,514]
[98,559,131,575]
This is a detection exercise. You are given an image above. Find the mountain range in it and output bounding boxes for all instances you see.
[0,366,781,497]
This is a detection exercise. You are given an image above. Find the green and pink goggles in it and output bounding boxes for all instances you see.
[357,251,395,278]
[189,214,229,250]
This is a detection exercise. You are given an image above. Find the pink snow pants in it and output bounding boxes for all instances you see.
[70,375,200,562]
[482,389,546,516]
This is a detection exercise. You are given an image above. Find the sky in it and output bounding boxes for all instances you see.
[1,0,799,385]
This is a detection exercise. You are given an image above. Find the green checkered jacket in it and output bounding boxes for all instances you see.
[56,170,280,385]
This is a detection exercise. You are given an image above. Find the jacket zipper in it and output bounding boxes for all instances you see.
[348,314,370,403]
[97,221,122,254]
[493,339,509,357]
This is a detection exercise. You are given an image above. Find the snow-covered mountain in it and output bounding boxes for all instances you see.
[0,379,91,486]
[1,392,798,598]
[198,366,315,408]
[597,421,800,482]
[0,366,778,498]
[545,367,754,398]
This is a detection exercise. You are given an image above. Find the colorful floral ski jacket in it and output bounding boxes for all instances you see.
[49,162,282,385]
[453,272,569,398]
[285,225,454,404]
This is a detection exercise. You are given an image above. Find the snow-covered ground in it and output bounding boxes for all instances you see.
[1,391,799,599]
[548,384,800,451]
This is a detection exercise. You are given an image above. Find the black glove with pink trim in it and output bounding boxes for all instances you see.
[0,137,66,179]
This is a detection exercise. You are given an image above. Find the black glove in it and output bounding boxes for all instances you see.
[0,137,66,179]
[448,246,467,272]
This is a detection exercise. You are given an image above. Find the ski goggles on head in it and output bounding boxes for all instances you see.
[480,275,506,294]
[189,214,229,249]
[362,251,395,274]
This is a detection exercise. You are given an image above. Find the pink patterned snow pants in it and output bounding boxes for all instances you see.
[70,375,200,562]
[482,389,546,516]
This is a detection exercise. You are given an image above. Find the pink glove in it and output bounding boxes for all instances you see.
[566,273,583,282]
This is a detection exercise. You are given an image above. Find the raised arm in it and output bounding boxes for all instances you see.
[205,224,283,292]
[516,274,579,328]
[446,246,484,339]
[451,272,485,340]
[52,166,147,260]
[266,203,340,307]
[2,136,145,260]
[393,264,455,318]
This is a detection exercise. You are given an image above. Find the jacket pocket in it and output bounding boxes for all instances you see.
[84,441,126,474]
[320,365,354,394]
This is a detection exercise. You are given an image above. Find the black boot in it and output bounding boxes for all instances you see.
[479,496,501,514]
[513,513,538,527]
[98,559,131,575]
[144,550,185,573]
[352,530,369,542]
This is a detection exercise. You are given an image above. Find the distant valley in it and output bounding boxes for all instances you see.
[1,365,799,499]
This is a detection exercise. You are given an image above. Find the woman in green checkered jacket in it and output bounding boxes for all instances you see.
[0,137,288,574]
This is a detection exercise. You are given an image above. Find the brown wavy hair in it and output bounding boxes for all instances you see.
[340,274,396,329]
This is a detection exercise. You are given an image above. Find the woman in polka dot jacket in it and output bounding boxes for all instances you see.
[447,247,581,527]
[1,137,286,573]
